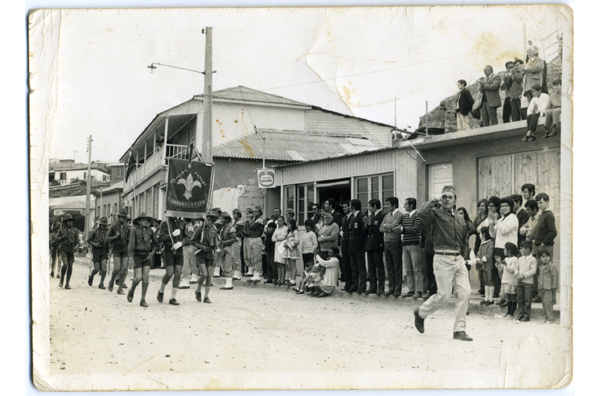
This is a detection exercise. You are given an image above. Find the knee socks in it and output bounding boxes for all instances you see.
[66,264,73,285]
[60,265,67,282]
[141,281,149,301]
[100,270,107,285]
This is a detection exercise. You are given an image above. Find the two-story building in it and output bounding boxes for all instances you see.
[49,159,111,185]
[119,86,396,219]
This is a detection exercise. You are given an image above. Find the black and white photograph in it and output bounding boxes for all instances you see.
[28,4,573,391]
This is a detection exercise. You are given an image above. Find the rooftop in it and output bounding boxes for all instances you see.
[212,129,379,162]
[195,86,311,108]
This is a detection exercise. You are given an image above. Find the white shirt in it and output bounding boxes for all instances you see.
[392,208,400,216]
[527,93,550,116]
[408,209,417,217]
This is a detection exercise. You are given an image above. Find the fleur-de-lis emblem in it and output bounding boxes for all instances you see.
[178,173,202,200]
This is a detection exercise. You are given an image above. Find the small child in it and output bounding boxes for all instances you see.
[537,248,558,323]
[299,219,319,270]
[494,254,506,307]
[499,242,519,319]
[264,222,277,283]
[515,240,537,322]
[293,257,326,295]
[476,227,495,306]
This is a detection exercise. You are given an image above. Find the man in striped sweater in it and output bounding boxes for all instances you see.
[401,198,424,299]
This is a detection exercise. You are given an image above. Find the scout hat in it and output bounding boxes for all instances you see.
[441,185,457,196]
[117,209,131,219]
[98,216,109,226]
[62,214,74,223]
[221,212,232,219]
[133,212,154,226]
[205,212,219,220]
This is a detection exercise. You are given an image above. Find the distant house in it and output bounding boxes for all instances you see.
[119,86,396,219]
[49,159,110,185]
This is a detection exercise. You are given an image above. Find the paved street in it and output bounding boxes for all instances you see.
[46,258,571,390]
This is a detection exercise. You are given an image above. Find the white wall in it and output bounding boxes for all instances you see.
[53,169,109,185]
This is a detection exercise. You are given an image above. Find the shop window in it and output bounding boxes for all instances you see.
[354,173,394,210]
[297,184,315,225]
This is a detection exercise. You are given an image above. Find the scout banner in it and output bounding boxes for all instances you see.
[165,158,214,218]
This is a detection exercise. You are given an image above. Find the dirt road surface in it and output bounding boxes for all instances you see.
[40,260,571,391]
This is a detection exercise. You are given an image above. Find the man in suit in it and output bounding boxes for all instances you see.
[340,200,353,290]
[455,79,474,130]
[347,199,367,293]
[479,65,502,127]
[364,199,386,296]
[500,61,515,123]
[323,198,343,229]
[380,197,403,297]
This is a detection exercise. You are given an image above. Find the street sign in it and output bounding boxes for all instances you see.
[257,169,275,188]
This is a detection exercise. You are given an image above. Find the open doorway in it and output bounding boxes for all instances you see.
[316,178,351,214]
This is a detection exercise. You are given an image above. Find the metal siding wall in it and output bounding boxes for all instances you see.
[274,149,418,203]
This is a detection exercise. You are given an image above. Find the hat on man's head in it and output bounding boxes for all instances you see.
[441,185,457,196]
[117,209,131,219]
[211,207,222,214]
[221,211,232,219]
[205,212,219,220]
[98,216,110,226]
[62,214,74,222]
[133,212,154,226]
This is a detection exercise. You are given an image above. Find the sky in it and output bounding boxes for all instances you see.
[40,5,569,163]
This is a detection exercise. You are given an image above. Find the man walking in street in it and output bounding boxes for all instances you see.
[87,216,110,289]
[380,197,403,297]
[364,199,385,296]
[56,214,80,289]
[401,198,424,299]
[191,212,219,303]
[180,218,198,289]
[107,209,131,294]
[414,186,473,341]
[231,209,244,280]
[219,212,237,290]
[127,213,157,307]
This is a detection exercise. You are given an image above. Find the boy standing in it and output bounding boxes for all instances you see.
[515,240,537,322]
[87,216,110,289]
[537,248,558,323]
[534,193,557,261]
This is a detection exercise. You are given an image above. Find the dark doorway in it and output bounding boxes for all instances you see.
[316,179,351,214]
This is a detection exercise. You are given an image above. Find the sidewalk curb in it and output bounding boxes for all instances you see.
[73,256,559,318]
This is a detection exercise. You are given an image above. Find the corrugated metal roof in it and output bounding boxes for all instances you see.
[198,86,311,108]
[213,129,377,162]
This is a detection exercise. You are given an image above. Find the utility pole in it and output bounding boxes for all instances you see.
[425,101,429,137]
[84,135,93,249]
[394,97,397,128]
[202,27,213,163]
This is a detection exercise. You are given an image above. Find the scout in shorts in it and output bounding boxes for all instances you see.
[191,212,219,303]
[156,217,185,305]
[106,209,131,294]
[127,213,157,307]
[56,214,80,289]
[87,216,111,289]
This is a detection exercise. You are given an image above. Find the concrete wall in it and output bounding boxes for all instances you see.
[96,190,122,222]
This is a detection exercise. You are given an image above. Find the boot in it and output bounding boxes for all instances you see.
[220,278,234,290]
[233,270,242,280]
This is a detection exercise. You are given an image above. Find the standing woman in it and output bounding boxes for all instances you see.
[457,207,477,239]
[489,197,519,304]
[272,216,288,285]
[314,247,341,297]
[156,217,185,305]
[485,196,501,298]
[317,213,339,259]
[473,199,488,295]
[283,218,301,286]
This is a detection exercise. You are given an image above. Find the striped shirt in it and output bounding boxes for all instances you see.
[401,210,423,246]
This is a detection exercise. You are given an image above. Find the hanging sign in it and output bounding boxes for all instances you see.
[166,159,214,218]
[257,169,275,188]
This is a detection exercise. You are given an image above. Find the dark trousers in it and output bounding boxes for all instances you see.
[384,239,403,294]
[348,252,367,291]
[267,252,276,281]
[262,254,270,280]
[240,239,247,274]
[481,101,499,126]
[366,250,385,292]
[425,251,437,294]
[477,264,485,293]
[502,98,512,123]
[510,98,522,122]
[517,282,533,318]
[493,247,503,296]
[341,249,352,287]
[526,112,541,134]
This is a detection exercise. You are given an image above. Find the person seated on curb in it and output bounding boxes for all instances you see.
[312,247,341,298]
[293,257,327,295]
[522,84,549,142]
[544,79,561,138]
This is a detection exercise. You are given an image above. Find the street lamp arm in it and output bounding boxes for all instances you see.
[148,62,205,74]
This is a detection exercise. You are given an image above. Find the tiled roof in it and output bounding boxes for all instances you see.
[197,86,310,108]
[213,129,379,162]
